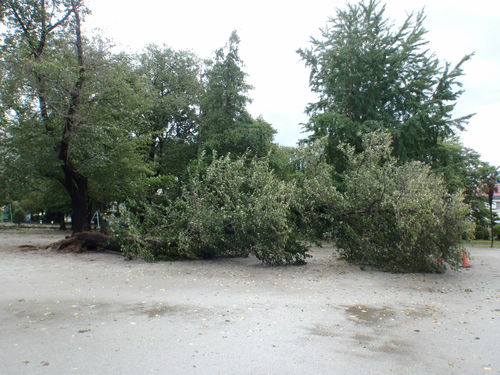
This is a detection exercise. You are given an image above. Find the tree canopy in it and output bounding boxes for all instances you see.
[138,45,202,177]
[298,0,473,171]
[200,31,275,158]
[0,0,488,271]
[0,0,150,231]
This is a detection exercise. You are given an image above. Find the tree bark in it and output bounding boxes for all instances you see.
[62,165,90,233]
[59,2,89,234]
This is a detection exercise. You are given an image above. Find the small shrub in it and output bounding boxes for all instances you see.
[12,205,27,225]
[475,225,490,240]
[493,225,500,241]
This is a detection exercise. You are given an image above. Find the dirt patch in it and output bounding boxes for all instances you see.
[371,339,410,354]
[132,303,192,318]
[402,305,439,319]
[307,323,342,338]
[352,333,375,342]
[344,305,396,325]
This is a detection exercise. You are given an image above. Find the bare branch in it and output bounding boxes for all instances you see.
[47,2,79,32]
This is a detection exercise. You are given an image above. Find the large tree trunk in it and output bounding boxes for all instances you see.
[63,166,90,233]
[59,1,89,234]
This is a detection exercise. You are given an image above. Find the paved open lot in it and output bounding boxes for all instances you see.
[0,229,499,374]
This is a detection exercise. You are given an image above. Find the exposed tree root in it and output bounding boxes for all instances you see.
[46,231,120,253]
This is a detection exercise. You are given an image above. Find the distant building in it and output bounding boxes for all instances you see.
[494,185,500,219]
[486,184,500,222]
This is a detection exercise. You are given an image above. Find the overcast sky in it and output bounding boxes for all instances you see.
[85,0,500,166]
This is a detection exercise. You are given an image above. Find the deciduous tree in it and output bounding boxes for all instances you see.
[138,45,202,177]
[1,0,150,232]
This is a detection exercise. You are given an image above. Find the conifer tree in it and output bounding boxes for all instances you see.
[298,0,472,171]
[200,31,274,157]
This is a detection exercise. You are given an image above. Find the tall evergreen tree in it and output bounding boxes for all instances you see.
[298,0,472,171]
[200,31,275,158]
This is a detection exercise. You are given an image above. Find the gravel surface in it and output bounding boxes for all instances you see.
[1,228,499,374]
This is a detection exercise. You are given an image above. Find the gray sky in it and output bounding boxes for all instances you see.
[85,0,500,166]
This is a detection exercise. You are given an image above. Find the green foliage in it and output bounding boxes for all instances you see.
[474,225,490,241]
[201,31,252,137]
[267,145,301,182]
[432,140,484,193]
[111,154,309,265]
[71,50,153,207]
[12,203,27,224]
[431,140,492,235]
[301,132,473,272]
[293,140,342,240]
[200,31,274,158]
[138,45,202,178]
[207,117,276,159]
[157,140,198,179]
[298,0,472,172]
[0,1,478,274]
[340,133,473,272]
[0,7,152,217]
[493,225,500,241]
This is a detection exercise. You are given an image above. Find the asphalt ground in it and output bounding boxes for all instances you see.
[1,229,499,374]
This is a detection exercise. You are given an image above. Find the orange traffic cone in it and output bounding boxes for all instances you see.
[461,250,471,268]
